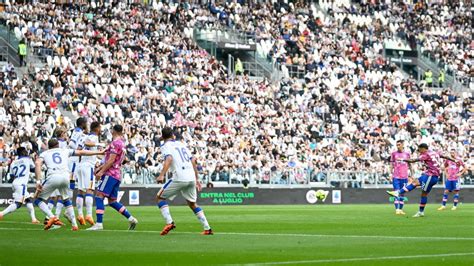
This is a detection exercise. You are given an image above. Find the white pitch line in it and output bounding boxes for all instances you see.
[238,252,474,266]
[0,226,473,241]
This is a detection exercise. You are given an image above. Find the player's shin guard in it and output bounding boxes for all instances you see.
[398,194,405,210]
[55,200,64,217]
[95,197,104,223]
[419,196,428,212]
[453,193,459,207]
[26,202,37,221]
[47,199,55,210]
[63,200,77,227]
[399,183,415,194]
[442,193,448,206]
[76,194,84,216]
[394,199,399,210]
[85,194,94,217]
[35,199,55,218]
[109,202,131,219]
[157,201,173,224]
[193,207,210,230]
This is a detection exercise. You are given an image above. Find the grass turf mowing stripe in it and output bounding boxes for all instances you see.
[237,252,474,265]
[0,226,473,241]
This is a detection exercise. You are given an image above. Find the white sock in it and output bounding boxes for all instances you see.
[160,206,173,224]
[195,209,211,230]
[1,203,18,216]
[47,201,54,210]
[85,195,93,217]
[38,201,54,218]
[26,203,37,221]
[55,201,64,217]
[68,190,74,200]
[76,196,84,217]
[65,206,78,227]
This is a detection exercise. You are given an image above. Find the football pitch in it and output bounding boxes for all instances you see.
[0,204,473,266]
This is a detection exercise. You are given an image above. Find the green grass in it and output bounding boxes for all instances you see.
[0,204,473,265]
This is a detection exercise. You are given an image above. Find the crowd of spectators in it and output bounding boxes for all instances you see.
[0,1,472,188]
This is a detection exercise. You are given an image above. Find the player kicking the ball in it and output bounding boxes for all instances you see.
[156,127,212,236]
[34,139,104,230]
[438,148,467,211]
[0,147,39,224]
[387,143,457,218]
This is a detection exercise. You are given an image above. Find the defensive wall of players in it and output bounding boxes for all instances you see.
[1,187,473,206]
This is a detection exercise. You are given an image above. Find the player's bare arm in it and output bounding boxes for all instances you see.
[440,154,456,162]
[157,155,173,183]
[191,157,202,192]
[403,158,419,164]
[73,149,105,157]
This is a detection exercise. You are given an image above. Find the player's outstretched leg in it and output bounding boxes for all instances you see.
[452,190,460,210]
[109,200,138,230]
[87,196,104,230]
[0,202,21,220]
[188,202,212,235]
[63,199,79,231]
[157,200,175,235]
[438,189,449,211]
[34,198,64,230]
[25,199,39,224]
[55,198,64,218]
[387,181,418,198]
[47,198,56,211]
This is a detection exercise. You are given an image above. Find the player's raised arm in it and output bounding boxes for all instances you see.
[440,154,457,163]
[157,155,173,183]
[73,149,105,157]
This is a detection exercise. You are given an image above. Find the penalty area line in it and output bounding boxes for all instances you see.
[235,252,474,266]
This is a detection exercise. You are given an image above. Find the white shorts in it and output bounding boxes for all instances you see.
[38,175,70,200]
[50,189,61,198]
[12,184,32,203]
[157,180,197,202]
[77,164,96,192]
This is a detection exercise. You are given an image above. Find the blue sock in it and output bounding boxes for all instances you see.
[63,200,72,207]
[442,193,448,206]
[57,200,63,205]
[109,202,131,219]
[394,198,399,210]
[48,199,55,205]
[419,196,427,212]
[34,199,43,206]
[95,197,104,223]
[399,184,415,194]
[399,194,405,210]
[453,193,459,207]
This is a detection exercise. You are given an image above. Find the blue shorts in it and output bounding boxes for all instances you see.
[97,175,121,200]
[418,175,439,193]
[445,180,461,191]
[392,178,408,191]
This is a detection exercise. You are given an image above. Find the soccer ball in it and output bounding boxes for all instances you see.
[315,190,329,202]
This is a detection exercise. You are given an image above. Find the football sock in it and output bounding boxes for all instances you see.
[109,202,131,219]
[453,193,459,207]
[26,202,37,221]
[47,199,55,210]
[85,194,94,217]
[76,194,84,216]
[398,194,405,210]
[55,200,64,217]
[95,197,104,224]
[193,207,210,230]
[1,203,18,216]
[400,183,415,194]
[63,200,78,227]
[35,199,54,218]
[158,201,173,224]
[442,193,448,206]
[419,196,427,212]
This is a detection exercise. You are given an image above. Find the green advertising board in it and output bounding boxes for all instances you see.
[200,192,255,204]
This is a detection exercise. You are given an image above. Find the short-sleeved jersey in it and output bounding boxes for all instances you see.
[161,140,195,182]
[10,156,35,185]
[103,138,125,180]
[391,151,411,179]
[418,150,442,177]
[80,134,99,165]
[69,128,84,163]
[40,148,75,178]
[445,157,464,181]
